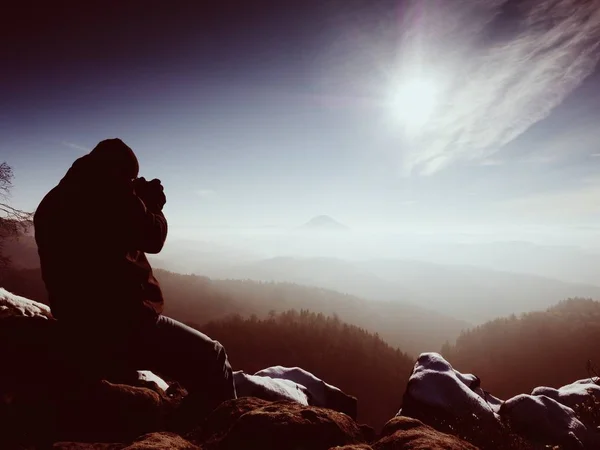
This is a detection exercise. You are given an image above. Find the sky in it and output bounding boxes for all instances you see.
[3,0,600,241]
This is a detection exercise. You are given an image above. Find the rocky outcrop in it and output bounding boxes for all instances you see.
[0,288,186,448]
[202,398,367,450]
[2,386,486,450]
[123,432,199,449]
[47,398,478,450]
[4,287,600,449]
[53,432,199,449]
[374,417,478,450]
[1,375,185,447]
[328,418,480,450]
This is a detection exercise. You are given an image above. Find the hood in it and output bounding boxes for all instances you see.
[61,138,139,185]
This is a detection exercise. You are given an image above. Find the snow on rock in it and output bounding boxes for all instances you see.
[500,393,594,448]
[0,287,52,319]
[233,370,310,406]
[532,379,600,410]
[399,352,501,422]
[137,370,170,393]
[253,365,357,419]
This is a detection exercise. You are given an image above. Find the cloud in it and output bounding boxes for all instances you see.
[479,159,505,166]
[61,141,90,152]
[393,0,600,175]
[519,154,560,165]
[195,189,216,199]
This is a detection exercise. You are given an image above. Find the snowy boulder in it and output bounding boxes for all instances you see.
[532,379,600,410]
[253,365,357,419]
[0,288,169,393]
[0,288,180,448]
[500,393,594,448]
[233,370,309,405]
[399,353,501,422]
[0,288,57,388]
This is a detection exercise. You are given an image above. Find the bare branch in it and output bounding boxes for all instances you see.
[0,162,14,199]
[0,162,33,271]
[0,203,32,220]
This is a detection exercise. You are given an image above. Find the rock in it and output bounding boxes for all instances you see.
[359,424,377,443]
[329,446,374,450]
[253,365,358,419]
[374,417,479,450]
[500,394,592,449]
[52,432,198,449]
[233,370,310,406]
[53,380,167,443]
[0,289,56,389]
[53,443,124,449]
[188,396,269,445]
[1,378,175,447]
[199,397,368,450]
[0,288,185,447]
[124,432,199,449]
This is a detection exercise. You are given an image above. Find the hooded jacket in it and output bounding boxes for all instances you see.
[34,139,167,332]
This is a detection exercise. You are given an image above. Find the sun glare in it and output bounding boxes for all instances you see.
[390,78,438,131]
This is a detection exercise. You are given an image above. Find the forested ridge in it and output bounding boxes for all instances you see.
[1,264,464,355]
[196,309,414,430]
[442,298,600,398]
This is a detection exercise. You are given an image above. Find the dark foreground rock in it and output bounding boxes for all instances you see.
[1,377,184,448]
[374,417,478,450]
[53,432,199,449]
[196,397,367,450]
[9,396,485,450]
[124,432,199,449]
[330,446,374,450]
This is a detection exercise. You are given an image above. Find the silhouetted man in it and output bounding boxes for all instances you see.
[34,138,236,428]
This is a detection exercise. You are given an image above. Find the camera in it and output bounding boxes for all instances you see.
[133,177,166,211]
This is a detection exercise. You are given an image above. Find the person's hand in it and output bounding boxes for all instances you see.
[146,179,166,211]
[134,177,166,211]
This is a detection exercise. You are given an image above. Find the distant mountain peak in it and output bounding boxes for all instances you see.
[302,215,349,230]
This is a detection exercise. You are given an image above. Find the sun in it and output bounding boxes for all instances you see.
[390,78,439,131]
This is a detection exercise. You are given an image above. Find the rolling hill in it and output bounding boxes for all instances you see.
[214,256,600,323]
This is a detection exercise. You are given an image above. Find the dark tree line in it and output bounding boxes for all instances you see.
[195,309,414,431]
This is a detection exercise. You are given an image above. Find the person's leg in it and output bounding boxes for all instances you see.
[139,316,236,425]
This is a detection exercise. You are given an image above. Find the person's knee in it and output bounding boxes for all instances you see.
[212,340,236,399]
[213,339,227,363]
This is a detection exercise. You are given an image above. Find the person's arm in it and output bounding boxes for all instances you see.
[129,195,168,254]
[115,178,167,254]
